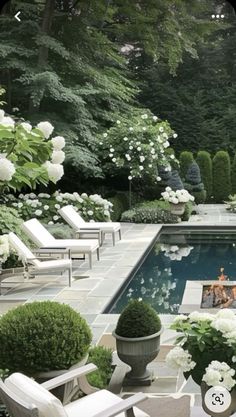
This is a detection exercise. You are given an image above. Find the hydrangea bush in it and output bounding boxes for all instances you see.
[2,192,113,224]
[0,110,65,192]
[99,111,178,182]
[0,235,9,264]
[166,309,236,387]
[161,187,194,204]
[160,244,193,261]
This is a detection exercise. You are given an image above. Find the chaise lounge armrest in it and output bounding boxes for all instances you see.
[41,363,97,391]
[93,392,148,417]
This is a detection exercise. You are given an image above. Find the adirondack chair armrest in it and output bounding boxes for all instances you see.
[93,393,148,417]
[41,364,97,391]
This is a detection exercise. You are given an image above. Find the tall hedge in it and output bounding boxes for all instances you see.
[212,151,231,202]
[180,151,194,179]
[231,153,236,194]
[196,151,213,200]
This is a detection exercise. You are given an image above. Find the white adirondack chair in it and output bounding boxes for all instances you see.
[0,364,149,417]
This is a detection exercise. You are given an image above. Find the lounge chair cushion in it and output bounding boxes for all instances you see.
[5,373,67,417]
[65,389,148,417]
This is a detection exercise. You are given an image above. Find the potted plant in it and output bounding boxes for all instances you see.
[0,301,92,401]
[166,310,236,416]
[161,186,194,215]
[113,299,163,386]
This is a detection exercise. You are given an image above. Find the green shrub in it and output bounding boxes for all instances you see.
[0,205,23,235]
[0,301,92,375]
[109,196,126,221]
[196,151,213,200]
[121,204,178,224]
[180,151,194,179]
[212,151,231,202]
[46,224,74,239]
[87,346,113,389]
[182,201,194,221]
[185,161,206,203]
[115,299,162,338]
[231,154,236,194]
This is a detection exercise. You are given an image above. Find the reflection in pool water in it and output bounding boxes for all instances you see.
[109,233,236,314]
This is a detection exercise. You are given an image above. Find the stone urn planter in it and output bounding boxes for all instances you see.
[113,299,162,386]
[113,328,163,386]
[201,382,236,417]
[170,202,185,216]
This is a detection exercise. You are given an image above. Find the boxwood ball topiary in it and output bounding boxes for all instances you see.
[115,299,161,338]
[0,301,92,375]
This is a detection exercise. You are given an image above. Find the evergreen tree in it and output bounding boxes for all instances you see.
[196,151,213,200]
[168,170,184,191]
[185,161,206,203]
[179,151,194,180]
[212,151,231,202]
[231,153,236,194]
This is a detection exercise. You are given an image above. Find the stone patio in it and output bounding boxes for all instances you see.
[1,203,236,402]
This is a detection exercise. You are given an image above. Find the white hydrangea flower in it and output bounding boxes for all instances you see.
[139,165,144,171]
[203,361,236,391]
[216,309,236,320]
[87,210,93,216]
[140,156,145,163]
[112,158,116,162]
[159,126,164,133]
[129,127,134,132]
[44,161,64,183]
[53,215,59,221]
[166,346,196,372]
[21,122,32,132]
[116,120,121,125]
[37,121,54,139]
[103,133,108,138]
[51,150,65,164]
[0,157,16,181]
[48,221,54,225]
[51,136,65,150]
[104,210,110,216]
[211,318,236,334]
[55,204,61,210]
[128,175,132,180]
[173,314,188,324]
[44,205,49,210]
[141,114,148,119]
[157,176,161,181]
[1,116,15,127]
[189,311,214,322]
[123,137,128,141]
[81,193,88,198]
[35,210,42,216]
[0,109,5,121]
[153,116,158,121]
[173,133,178,138]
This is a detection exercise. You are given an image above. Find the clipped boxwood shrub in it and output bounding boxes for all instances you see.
[182,201,193,221]
[109,196,126,221]
[115,300,162,338]
[179,151,194,179]
[231,153,236,194]
[212,151,231,202]
[0,301,92,375]
[196,151,213,200]
[87,346,113,389]
[121,205,178,224]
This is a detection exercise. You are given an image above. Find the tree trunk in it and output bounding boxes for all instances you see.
[28,0,55,113]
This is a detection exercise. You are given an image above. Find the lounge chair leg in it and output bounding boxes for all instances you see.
[89,253,92,269]
[119,229,122,240]
[68,265,72,287]
[101,232,105,245]
[98,231,102,246]
[97,248,100,261]
[112,231,115,246]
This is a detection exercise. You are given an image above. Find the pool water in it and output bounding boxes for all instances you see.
[109,232,236,314]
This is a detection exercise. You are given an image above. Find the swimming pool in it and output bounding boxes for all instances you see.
[108,230,236,314]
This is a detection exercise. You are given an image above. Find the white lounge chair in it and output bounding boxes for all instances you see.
[8,232,73,287]
[59,205,121,246]
[0,364,149,417]
[22,219,100,269]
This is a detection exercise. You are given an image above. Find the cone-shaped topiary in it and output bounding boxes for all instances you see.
[115,299,161,338]
[196,151,213,200]
[213,151,231,202]
[180,151,194,179]
[167,170,184,191]
[0,301,92,375]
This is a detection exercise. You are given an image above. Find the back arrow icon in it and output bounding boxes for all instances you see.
[15,11,21,22]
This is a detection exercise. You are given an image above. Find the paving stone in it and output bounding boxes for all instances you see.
[89,279,124,297]
[54,289,89,300]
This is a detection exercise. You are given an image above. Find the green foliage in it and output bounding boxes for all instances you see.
[179,152,194,179]
[0,205,22,235]
[115,299,162,338]
[47,224,74,239]
[182,202,194,221]
[185,162,206,203]
[0,301,92,375]
[109,196,126,221]
[121,200,178,224]
[99,110,177,182]
[231,154,236,194]
[168,170,184,191]
[87,346,113,389]
[212,151,231,202]
[196,151,213,200]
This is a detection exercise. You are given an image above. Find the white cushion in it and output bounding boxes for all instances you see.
[51,239,99,251]
[65,389,148,417]
[5,373,67,417]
